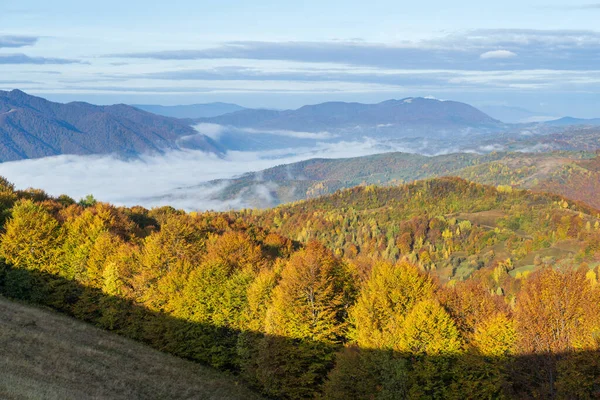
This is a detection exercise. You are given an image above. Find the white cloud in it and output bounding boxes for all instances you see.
[241,127,338,139]
[0,139,396,211]
[191,123,339,140]
[192,123,225,140]
[480,50,518,59]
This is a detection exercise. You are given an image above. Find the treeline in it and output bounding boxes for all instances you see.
[0,177,599,398]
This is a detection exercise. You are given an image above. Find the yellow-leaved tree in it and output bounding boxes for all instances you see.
[350,260,435,349]
[514,267,600,398]
[324,261,439,399]
[0,199,62,274]
[451,312,516,399]
[398,299,463,399]
[253,241,354,399]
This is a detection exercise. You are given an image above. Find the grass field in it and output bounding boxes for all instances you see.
[0,296,262,400]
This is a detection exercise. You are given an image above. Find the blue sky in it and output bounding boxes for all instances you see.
[2,0,600,116]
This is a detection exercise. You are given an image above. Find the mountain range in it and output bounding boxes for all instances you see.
[199,97,503,132]
[0,90,221,161]
[544,116,600,126]
[133,102,246,119]
[4,90,600,163]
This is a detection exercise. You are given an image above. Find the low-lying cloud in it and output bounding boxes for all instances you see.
[192,123,338,140]
[0,140,397,211]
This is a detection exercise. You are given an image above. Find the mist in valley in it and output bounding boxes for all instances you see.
[0,122,564,211]
[0,136,397,210]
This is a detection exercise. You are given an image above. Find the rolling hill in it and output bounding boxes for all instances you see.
[246,177,600,282]
[182,151,600,210]
[0,90,222,161]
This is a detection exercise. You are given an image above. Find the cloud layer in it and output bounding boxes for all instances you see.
[106,29,600,71]
[3,27,600,116]
[480,50,517,59]
[0,54,82,65]
[0,35,38,48]
[0,139,425,211]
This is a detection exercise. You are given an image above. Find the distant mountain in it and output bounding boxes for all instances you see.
[544,116,600,126]
[0,90,221,161]
[479,105,557,123]
[200,97,503,132]
[133,102,246,119]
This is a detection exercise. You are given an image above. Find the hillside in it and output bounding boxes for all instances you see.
[195,151,600,209]
[200,97,502,132]
[247,177,600,282]
[545,116,600,126]
[0,296,261,400]
[0,90,221,161]
[200,152,497,208]
[455,152,600,209]
[0,176,599,398]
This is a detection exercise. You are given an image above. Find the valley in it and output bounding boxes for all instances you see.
[4,2,600,398]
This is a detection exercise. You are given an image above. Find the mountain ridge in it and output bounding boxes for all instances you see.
[181,150,600,210]
[133,102,246,118]
[0,90,222,161]
[545,116,600,126]
[199,97,503,132]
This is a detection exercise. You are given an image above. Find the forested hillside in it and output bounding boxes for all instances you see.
[0,177,598,398]
[248,177,600,283]
[0,90,221,161]
[210,151,600,209]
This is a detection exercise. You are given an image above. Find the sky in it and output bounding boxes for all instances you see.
[2,0,600,116]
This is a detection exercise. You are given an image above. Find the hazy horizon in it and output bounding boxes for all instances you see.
[2,1,600,117]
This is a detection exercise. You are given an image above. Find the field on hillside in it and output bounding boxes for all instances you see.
[0,296,262,400]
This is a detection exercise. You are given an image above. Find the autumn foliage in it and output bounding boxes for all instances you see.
[0,178,599,399]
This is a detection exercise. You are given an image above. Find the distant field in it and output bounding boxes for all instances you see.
[0,296,262,400]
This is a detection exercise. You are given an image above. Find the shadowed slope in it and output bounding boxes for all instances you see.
[0,296,262,400]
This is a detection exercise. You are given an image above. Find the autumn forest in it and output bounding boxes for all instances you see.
[0,175,599,399]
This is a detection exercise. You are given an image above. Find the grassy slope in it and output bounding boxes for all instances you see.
[0,296,262,400]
